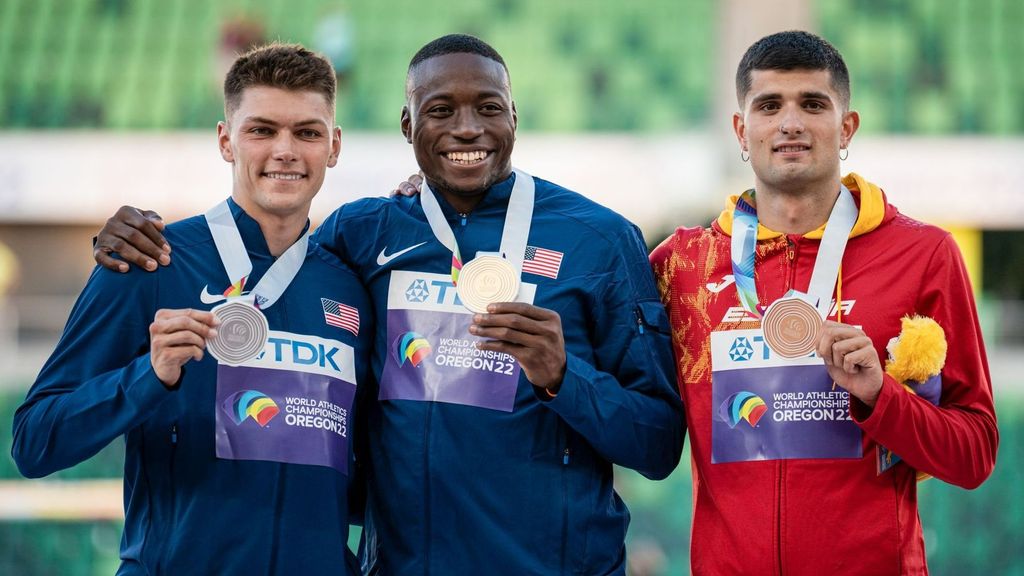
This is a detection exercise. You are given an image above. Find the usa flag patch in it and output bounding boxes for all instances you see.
[321,298,360,336]
[522,246,563,279]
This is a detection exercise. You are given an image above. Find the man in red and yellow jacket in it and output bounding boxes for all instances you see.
[651,31,997,575]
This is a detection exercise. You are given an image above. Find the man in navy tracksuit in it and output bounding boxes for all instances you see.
[92,34,685,574]
[12,44,371,575]
[311,34,684,576]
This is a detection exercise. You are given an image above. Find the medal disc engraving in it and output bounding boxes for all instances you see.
[762,297,822,359]
[208,300,269,366]
[456,256,520,313]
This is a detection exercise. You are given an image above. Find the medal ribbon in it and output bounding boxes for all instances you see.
[419,168,535,285]
[730,185,858,318]
[204,200,309,309]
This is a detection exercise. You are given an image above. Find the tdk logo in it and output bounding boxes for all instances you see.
[729,337,754,361]
[405,279,430,303]
[267,337,342,372]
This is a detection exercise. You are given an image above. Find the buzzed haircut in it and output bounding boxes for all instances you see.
[735,30,851,109]
[223,43,336,118]
[408,34,508,74]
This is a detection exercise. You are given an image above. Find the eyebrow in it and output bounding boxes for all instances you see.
[243,116,328,127]
[750,91,834,107]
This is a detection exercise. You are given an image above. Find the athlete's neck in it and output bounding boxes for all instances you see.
[436,187,485,215]
[428,169,514,215]
[232,194,309,257]
[754,179,842,236]
[258,215,309,257]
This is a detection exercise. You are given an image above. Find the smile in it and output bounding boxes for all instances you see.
[773,145,810,153]
[264,172,305,180]
[445,151,489,165]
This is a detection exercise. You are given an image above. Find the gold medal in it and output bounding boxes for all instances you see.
[207,300,269,366]
[761,297,822,359]
[456,255,520,313]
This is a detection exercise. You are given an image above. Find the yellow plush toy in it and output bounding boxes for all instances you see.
[877,315,947,480]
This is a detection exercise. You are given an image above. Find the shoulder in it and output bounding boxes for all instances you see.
[868,209,954,258]
[649,225,716,267]
[307,242,364,284]
[531,176,639,247]
[323,196,408,227]
[162,214,213,250]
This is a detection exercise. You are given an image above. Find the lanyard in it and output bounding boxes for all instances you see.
[419,168,535,285]
[730,185,858,318]
[204,200,309,309]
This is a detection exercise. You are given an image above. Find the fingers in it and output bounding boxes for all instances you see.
[481,302,556,322]
[393,173,425,197]
[151,309,220,340]
[94,247,129,273]
[95,206,171,271]
[150,308,217,386]
[140,210,167,233]
[470,305,561,341]
[817,321,878,374]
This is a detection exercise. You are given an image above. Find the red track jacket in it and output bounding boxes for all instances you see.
[650,173,998,575]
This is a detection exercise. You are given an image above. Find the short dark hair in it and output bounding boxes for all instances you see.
[223,43,336,118]
[735,30,850,109]
[409,34,507,73]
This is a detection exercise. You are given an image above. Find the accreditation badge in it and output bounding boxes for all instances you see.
[379,269,536,412]
[214,330,358,474]
[710,327,862,463]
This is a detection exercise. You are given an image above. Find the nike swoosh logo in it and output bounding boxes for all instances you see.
[377,242,427,266]
[199,285,227,304]
[706,275,736,293]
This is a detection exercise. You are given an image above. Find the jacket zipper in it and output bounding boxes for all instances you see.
[776,460,784,576]
[778,240,792,576]
[159,423,178,575]
[559,423,570,574]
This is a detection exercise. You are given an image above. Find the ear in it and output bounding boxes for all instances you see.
[732,112,747,152]
[217,121,233,163]
[327,125,342,168]
[401,106,412,144]
[840,109,860,149]
[511,100,518,132]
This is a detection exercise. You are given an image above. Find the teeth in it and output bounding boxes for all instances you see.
[446,151,488,164]
[266,173,303,180]
[777,146,808,153]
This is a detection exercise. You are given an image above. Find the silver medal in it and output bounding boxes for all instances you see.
[207,300,269,366]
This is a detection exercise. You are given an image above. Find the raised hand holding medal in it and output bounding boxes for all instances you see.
[731,185,857,359]
[420,170,567,391]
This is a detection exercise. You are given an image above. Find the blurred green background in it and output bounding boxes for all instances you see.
[1,0,1022,574]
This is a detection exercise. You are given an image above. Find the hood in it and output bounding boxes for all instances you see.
[715,172,890,240]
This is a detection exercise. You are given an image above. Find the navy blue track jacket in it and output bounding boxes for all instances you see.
[316,172,685,575]
[12,199,372,575]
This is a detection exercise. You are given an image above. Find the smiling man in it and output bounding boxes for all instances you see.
[13,44,372,574]
[90,34,685,574]
[316,34,684,575]
[650,31,997,574]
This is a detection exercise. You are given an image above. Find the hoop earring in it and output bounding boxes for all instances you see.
[839,146,849,161]
[741,150,750,162]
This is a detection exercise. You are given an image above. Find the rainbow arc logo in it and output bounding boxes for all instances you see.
[719,391,767,428]
[393,332,432,367]
[222,390,280,427]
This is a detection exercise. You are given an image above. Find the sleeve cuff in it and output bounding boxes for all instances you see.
[851,373,901,429]
[124,355,180,409]
[533,353,589,406]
